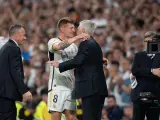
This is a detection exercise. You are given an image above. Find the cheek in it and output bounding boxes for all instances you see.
[24,36,26,40]
[77,30,81,34]
[20,36,23,40]
[69,28,74,33]
[65,28,71,34]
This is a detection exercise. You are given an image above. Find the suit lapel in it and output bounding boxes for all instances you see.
[20,52,24,79]
[9,39,24,78]
[17,46,24,79]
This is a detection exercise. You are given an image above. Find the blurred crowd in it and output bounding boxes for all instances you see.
[0,0,160,119]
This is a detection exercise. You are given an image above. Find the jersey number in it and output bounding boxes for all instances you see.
[53,95,58,103]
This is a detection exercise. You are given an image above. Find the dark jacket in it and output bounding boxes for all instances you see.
[0,40,28,101]
[131,51,160,102]
[59,37,108,98]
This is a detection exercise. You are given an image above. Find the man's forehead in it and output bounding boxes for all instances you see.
[66,23,74,27]
[19,27,25,32]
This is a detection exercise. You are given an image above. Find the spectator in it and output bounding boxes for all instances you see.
[34,87,51,120]
[105,95,123,120]
[122,105,133,120]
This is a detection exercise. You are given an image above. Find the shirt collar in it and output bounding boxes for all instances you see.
[12,39,19,47]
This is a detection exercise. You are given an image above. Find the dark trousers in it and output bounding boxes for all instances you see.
[133,102,160,120]
[0,97,16,120]
[82,94,105,120]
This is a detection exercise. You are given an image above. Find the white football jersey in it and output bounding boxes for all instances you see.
[48,38,78,90]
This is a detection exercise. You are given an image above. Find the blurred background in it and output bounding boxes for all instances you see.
[0,0,160,120]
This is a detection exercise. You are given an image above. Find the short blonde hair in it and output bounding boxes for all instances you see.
[57,17,74,29]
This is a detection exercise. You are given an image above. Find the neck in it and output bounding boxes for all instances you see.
[59,34,70,41]
[10,36,17,41]
[10,37,19,45]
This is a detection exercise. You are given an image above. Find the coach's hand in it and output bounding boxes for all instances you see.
[47,61,60,68]
[152,68,160,77]
[78,33,90,40]
[23,91,32,102]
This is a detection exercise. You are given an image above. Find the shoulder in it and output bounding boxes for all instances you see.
[80,39,94,46]
[0,44,19,58]
[134,51,146,61]
[69,43,78,50]
[135,51,145,56]
[2,41,18,51]
[79,38,98,51]
[48,38,61,45]
[78,41,90,50]
[48,38,61,52]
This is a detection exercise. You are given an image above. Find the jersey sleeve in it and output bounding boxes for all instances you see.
[48,38,61,53]
[65,43,78,58]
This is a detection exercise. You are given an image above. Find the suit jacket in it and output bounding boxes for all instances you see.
[59,37,108,98]
[131,51,160,102]
[0,40,28,101]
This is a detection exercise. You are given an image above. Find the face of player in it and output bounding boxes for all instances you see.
[63,23,76,38]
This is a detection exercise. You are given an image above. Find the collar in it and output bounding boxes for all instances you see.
[80,36,93,42]
[12,39,19,47]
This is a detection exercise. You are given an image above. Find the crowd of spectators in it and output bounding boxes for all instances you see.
[0,0,160,119]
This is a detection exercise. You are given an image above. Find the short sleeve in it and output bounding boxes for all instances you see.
[48,38,61,53]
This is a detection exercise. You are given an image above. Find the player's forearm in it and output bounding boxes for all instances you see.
[66,35,80,44]
[57,41,70,50]
[53,36,80,50]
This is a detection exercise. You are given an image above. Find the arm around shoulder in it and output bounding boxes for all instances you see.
[59,41,89,72]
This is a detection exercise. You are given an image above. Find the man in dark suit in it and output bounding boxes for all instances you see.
[48,20,108,120]
[131,31,160,120]
[0,24,32,120]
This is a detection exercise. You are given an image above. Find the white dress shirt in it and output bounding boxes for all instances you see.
[0,36,8,49]
[12,39,19,47]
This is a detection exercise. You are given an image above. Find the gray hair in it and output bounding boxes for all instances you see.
[79,20,97,35]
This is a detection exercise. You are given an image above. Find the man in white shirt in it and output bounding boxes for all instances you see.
[0,36,8,49]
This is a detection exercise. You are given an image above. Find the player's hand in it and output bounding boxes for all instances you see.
[78,33,90,40]
[103,57,108,66]
[23,91,32,102]
[47,61,60,68]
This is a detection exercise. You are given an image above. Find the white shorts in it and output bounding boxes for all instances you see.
[48,87,76,112]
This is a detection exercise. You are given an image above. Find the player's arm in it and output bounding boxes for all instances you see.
[51,33,90,51]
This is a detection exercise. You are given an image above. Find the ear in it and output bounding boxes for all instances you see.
[82,27,86,33]
[14,32,19,38]
[59,27,64,33]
